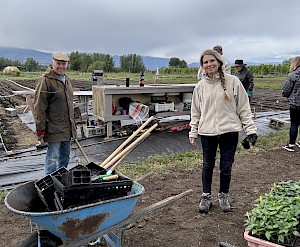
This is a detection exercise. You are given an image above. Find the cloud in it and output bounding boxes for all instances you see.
[0,0,300,64]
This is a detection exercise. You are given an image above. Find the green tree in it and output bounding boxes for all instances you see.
[169,57,187,68]
[120,54,145,73]
[88,60,105,72]
[0,57,14,70]
[79,53,93,72]
[24,57,39,72]
[98,54,114,72]
[179,60,188,68]
[69,51,81,71]
[169,57,181,67]
[69,52,115,72]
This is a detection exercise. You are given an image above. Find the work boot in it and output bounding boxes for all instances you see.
[199,193,212,213]
[218,192,231,212]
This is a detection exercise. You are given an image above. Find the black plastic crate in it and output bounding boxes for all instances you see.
[52,173,133,208]
[34,167,68,210]
[68,164,87,171]
[62,169,91,186]
[52,175,95,202]
[53,190,102,210]
[86,162,106,176]
[34,175,53,209]
[91,175,133,200]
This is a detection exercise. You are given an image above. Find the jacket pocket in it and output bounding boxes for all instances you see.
[47,112,68,134]
[229,113,241,127]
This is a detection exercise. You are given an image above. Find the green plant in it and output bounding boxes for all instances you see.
[245,180,300,245]
[0,190,8,203]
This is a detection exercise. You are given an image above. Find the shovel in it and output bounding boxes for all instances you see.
[74,139,107,175]
[74,139,121,183]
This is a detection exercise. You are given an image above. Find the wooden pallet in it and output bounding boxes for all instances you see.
[268,117,290,129]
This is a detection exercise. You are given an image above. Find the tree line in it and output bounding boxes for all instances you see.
[67,52,189,73]
[0,52,292,76]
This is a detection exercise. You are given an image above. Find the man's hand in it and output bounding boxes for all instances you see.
[36,130,45,138]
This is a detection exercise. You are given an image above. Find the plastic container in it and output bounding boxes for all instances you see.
[174,102,184,113]
[62,169,91,186]
[182,93,192,103]
[244,231,284,247]
[52,176,96,208]
[91,175,133,201]
[150,102,174,112]
[52,173,133,209]
[34,167,68,210]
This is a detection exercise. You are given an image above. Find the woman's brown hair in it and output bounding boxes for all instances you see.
[289,56,300,72]
[200,49,230,100]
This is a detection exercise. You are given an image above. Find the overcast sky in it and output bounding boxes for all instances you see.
[1,0,299,64]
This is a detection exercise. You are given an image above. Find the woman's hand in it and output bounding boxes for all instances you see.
[189,137,197,146]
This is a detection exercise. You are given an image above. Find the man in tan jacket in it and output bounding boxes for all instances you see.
[34,52,77,175]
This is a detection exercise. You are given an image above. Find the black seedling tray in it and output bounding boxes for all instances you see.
[34,167,68,210]
[52,173,133,208]
[52,175,94,201]
[91,176,133,201]
[62,169,91,186]
[86,162,106,176]
[69,164,87,171]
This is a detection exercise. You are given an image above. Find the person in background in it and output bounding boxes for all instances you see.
[34,52,77,175]
[197,45,231,80]
[282,56,300,152]
[233,59,254,102]
[213,45,231,74]
[189,49,257,213]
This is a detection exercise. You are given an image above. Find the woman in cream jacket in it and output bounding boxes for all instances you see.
[189,49,257,213]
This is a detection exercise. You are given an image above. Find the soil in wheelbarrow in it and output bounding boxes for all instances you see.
[1,147,300,247]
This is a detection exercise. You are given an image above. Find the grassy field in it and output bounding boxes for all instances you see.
[0,71,285,90]
[117,129,289,179]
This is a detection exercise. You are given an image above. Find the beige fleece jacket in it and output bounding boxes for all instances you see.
[189,73,257,138]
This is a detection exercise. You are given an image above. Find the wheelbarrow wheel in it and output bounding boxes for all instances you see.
[17,230,63,247]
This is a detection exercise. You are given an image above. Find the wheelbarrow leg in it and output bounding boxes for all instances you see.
[18,229,63,247]
[103,228,125,247]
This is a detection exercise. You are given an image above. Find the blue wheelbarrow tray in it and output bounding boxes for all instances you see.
[5,179,144,241]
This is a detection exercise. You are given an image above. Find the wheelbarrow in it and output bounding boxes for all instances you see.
[5,178,192,247]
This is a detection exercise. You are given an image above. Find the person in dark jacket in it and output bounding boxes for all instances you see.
[34,52,77,175]
[233,59,254,102]
[282,56,300,152]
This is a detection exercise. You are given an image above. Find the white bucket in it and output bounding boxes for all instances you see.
[182,93,192,103]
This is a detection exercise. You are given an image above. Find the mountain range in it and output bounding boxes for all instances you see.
[0,47,200,70]
[0,47,281,70]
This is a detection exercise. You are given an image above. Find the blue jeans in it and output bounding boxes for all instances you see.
[289,107,300,144]
[200,132,239,194]
[45,141,71,175]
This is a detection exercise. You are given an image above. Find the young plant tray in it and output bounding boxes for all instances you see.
[52,173,133,209]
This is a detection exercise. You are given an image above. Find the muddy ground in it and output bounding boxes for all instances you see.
[0,79,298,247]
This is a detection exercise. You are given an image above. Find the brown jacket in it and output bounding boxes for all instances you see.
[33,68,77,142]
